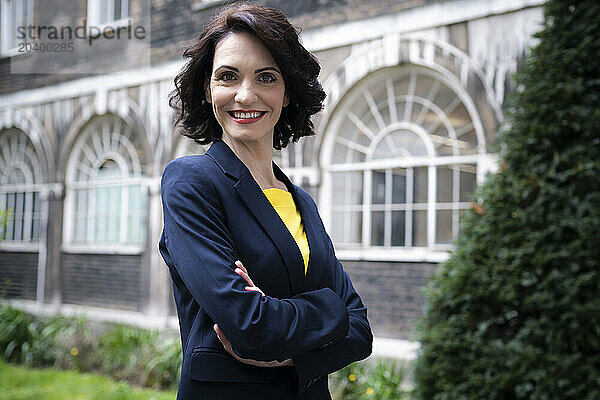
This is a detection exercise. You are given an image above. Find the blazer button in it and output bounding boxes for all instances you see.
[321,338,338,349]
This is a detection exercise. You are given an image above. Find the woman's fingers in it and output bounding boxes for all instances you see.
[234,260,248,274]
[215,324,292,367]
[235,267,256,287]
[234,260,265,296]
[245,286,265,297]
[235,260,256,286]
[214,324,232,351]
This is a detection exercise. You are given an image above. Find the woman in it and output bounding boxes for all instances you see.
[160,3,373,399]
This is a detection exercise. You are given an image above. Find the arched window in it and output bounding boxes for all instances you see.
[323,66,486,257]
[64,115,148,247]
[0,128,43,243]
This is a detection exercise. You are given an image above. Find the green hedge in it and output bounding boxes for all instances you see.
[414,1,600,400]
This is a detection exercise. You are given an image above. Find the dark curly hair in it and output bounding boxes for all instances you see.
[169,2,326,150]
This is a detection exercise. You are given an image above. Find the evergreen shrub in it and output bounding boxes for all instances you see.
[414,1,600,399]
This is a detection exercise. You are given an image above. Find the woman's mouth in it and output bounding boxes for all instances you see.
[228,111,266,124]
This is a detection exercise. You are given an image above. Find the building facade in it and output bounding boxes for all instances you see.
[0,0,544,353]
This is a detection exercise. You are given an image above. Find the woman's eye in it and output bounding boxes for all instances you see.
[217,72,236,81]
[258,73,276,83]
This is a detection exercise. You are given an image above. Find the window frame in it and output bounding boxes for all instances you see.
[62,114,149,254]
[320,66,494,262]
[87,0,130,30]
[191,0,228,12]
[0,128,43,249]
[0,0,33,58]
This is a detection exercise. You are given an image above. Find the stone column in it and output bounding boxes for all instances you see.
[142,177,171,322]
[43,183,64,306]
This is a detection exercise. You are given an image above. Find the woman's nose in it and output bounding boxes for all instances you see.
[234,80,258,104]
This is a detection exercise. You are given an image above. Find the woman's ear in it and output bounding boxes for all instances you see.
[204,81,212,104]
[283,91,289,107]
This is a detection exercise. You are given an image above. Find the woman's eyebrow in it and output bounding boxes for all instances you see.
[255,66,281,74]
[213,65,281,74]
[214,65,239,72]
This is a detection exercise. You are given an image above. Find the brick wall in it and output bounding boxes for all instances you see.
[61,253,142,311]
[1,0,443,94]
[343,260,437,340]
[0,251,38,300]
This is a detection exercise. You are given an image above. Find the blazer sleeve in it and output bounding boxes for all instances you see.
[160,160,349,362]
[291,199,373,395]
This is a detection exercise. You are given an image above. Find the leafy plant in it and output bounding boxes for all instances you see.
[97,324,181,389]
[0,305,43,365]
[0,305,182,390]
[0,306,94,368]
[0,304,407,395]
[329,358,411,400]
[143,333,183,389]
[51,314,103,372]
[0,208,8,241]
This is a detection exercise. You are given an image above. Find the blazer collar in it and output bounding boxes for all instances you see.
[206,140,306,293]
[206,139,298,195]
[205,140,250,181]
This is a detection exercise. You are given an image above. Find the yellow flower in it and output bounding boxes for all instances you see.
[70,347,79,356]
[366,387,374,395]
[348,373,357,382]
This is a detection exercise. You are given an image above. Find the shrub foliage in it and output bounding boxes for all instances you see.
[0,305,182,390]
[0,304,404,396]
[414,1,600,399]
[329,358,411,400]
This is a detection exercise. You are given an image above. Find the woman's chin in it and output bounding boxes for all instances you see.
[223,129,274,146]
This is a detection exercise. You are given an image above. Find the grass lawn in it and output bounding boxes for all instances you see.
[0,360,176,400]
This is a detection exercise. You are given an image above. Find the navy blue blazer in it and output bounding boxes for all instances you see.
[159,140,372,399]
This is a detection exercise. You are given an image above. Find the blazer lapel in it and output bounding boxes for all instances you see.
[207,141,306,294]
[272,164,329,289]
[234,175,306,294]
[294,190,328,288]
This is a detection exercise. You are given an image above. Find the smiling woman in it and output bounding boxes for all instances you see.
[170,3,325,150]
[205,32,289,148]
[163,3,372,400]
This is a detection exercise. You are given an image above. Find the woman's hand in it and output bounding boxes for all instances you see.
[213,260,293,367]
[234,260,265,296]
[213,324,293,367]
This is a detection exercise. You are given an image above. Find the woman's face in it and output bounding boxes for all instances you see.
[206,32,288,147]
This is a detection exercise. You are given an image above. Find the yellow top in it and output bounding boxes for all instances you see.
[262,188,310,275]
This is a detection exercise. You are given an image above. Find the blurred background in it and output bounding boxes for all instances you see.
[2,0,584,398]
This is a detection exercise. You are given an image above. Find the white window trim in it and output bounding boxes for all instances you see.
[87,0,130,32]
[191,0,228,12]
[88,18,132,36]
[336,247,449,263]
[320,65,494,260]
[0,0,33,58]
[61,243,144,255]
[62,115,149,251]
[0,241,39,252]
[0,128,43,244]
[63,178,151,250]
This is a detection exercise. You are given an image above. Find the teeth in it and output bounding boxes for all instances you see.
[233,112,262,119]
